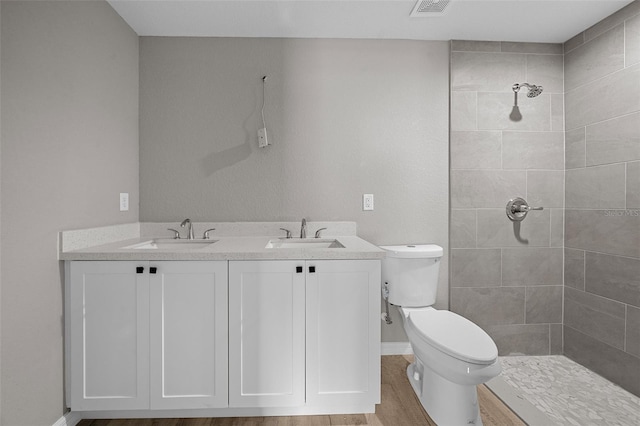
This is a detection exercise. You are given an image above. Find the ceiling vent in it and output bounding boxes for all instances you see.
[410,0,452,17]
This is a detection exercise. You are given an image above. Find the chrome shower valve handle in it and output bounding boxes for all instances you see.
[506,197,543,221]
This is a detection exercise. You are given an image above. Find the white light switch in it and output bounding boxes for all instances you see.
[119,193,129,211]
[363,194,374,211]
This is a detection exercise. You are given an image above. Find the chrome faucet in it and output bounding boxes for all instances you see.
[300,218,307,239]
[180,218,194,240]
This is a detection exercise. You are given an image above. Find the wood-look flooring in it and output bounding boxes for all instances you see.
[78,355,524,426]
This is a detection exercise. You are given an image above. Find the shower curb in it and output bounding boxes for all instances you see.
[485,376,556,426]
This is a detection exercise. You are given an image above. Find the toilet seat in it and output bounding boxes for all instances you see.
[406,309,498,365]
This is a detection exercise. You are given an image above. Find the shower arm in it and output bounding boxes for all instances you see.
[513,83,533,93]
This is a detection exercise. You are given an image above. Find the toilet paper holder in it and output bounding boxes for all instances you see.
[506,197,543,222]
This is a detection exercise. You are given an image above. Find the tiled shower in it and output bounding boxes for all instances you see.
[563,2,640,397]
[449,40,565,355]
[449,0,640,398]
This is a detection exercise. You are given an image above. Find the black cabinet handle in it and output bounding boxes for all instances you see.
[150,267,157,274]
[309,266,316,273]
[296,266,303,273]
[136,266,144,274]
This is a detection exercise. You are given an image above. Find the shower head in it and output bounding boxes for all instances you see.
[512,83,544,98]
[526,85,544,98]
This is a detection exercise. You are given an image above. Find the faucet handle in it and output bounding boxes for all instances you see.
[203,228,216,239]
[314,228,327,238]
[506,197,544,222]
[167,228,181,239]
[280,228,292,239]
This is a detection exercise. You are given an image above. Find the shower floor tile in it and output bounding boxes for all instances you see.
[496,355,640,426]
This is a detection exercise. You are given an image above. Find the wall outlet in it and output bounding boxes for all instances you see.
[258,127,270,148]
[119,193,129,212]
[363,194,374,211]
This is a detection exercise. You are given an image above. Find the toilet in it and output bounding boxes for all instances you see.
[380,244,501,426]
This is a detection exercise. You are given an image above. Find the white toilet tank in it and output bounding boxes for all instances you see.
[380,244,444,307]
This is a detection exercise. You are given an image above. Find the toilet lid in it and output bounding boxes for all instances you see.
[407,310,498,365]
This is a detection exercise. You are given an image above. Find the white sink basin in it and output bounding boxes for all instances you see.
[266,238,345,249]
[122,239,217,250]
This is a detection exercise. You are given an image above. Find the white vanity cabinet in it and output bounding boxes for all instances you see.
[228,259,380,411]
[305,260,381,409]
[228,260,306,408]
[67,257,380,416]
[148,261,228,410]
[69,261,150,411]
[68,261,228,411]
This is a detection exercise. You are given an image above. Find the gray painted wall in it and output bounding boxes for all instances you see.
[449,40,565,356]
[139,37,450,341]
[563,0,640,397]
[0,1,3,417]
[0,1,139,424]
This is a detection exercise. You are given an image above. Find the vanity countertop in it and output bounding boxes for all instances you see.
[59,222,384,261]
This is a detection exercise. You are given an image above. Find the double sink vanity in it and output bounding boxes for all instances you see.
[60,221,384,419]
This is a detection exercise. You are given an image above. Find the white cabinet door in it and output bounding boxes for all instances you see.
[69,261,150,411]
[229,261,306,407]
[306,260,381,408]
[149,261,228,409]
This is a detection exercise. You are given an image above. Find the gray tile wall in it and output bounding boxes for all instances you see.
[563,0,640,397]
[450,40,564,356]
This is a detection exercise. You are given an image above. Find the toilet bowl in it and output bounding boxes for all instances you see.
[380,245,501,426]
[402,307,501,384]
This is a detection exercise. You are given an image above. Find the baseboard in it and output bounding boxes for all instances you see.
[52,411,81,426]
[381,342,413,355]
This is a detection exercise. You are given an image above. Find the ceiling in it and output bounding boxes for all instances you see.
[107,0,634,43]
